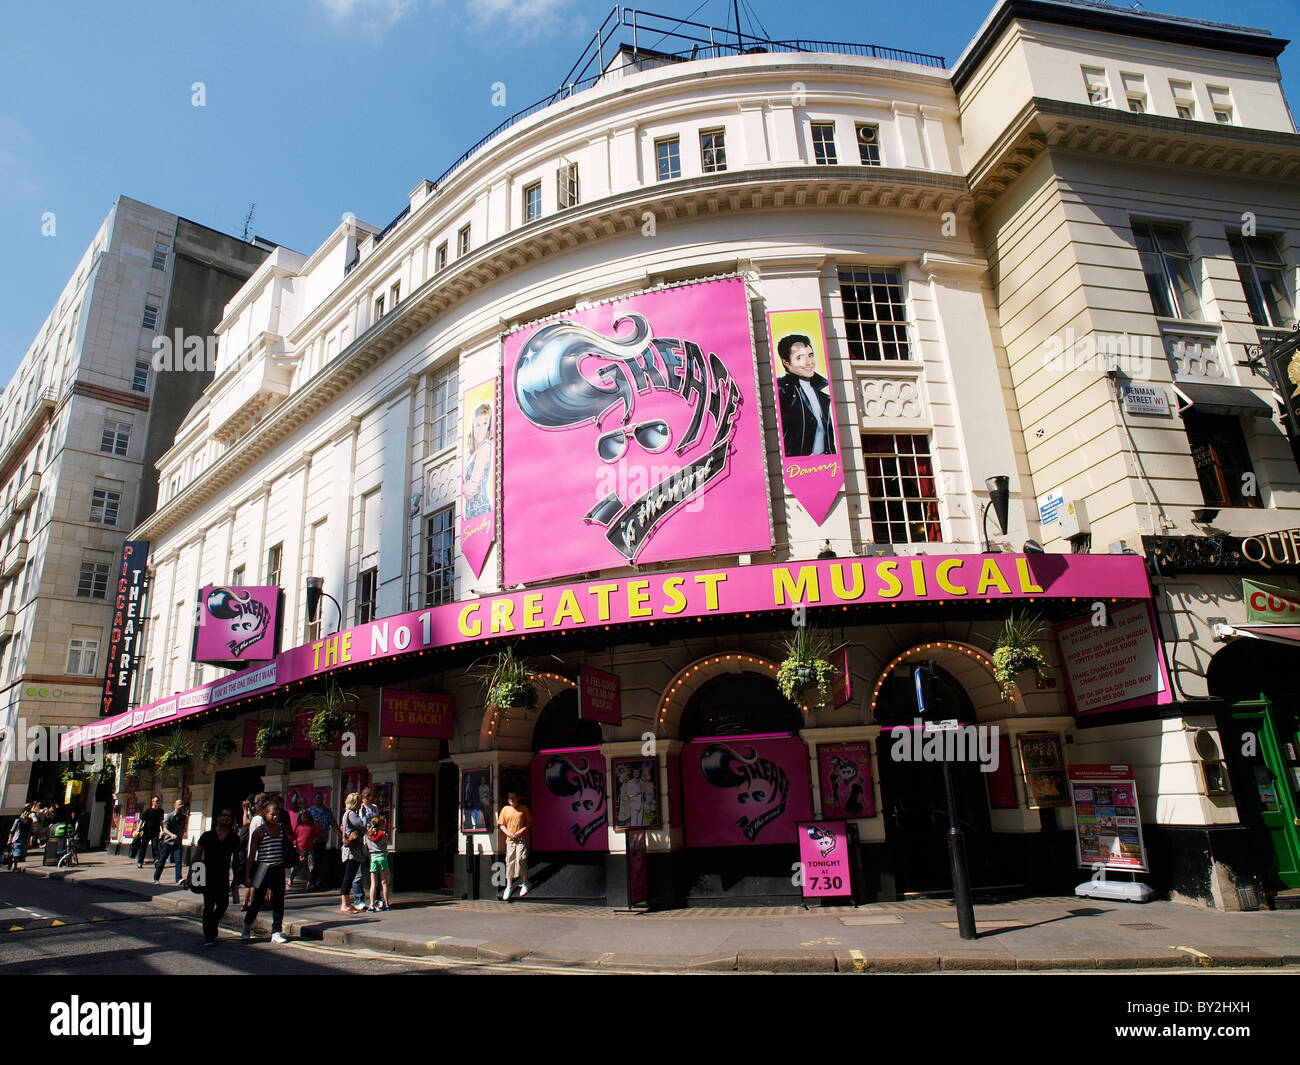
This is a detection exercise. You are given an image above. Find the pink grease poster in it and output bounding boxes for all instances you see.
[502,277,772,585]
[530,747,609,852]
[192,586,281,665]
[797,821,853,899]
[682,734,812,847]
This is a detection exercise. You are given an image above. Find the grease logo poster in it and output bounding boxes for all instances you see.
[502,277,771,585]
[530,747,609,852]
[192,585,281,665]
[681,735,812,847]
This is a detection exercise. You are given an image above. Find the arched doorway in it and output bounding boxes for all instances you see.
[873,662,995,895]
[679,671,802,740]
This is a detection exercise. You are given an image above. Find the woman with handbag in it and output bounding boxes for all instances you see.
[185,809,239,946]
[338,792,366,915]
[242,800,291,943]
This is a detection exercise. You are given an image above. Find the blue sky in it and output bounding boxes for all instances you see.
[1,0,1296,381]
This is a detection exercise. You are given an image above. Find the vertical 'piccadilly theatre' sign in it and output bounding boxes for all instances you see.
[100,540,149,717]
[502,277,772,585]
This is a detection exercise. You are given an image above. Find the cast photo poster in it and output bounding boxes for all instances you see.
[460,376,497,578]
[460,766,493,833]
[1019,732,1069,809]
[1069,764,1148,872]
[613,757,660,830]
[816,742,875,819]
[766,307,844,524]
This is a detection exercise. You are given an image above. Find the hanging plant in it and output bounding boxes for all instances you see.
[989,613,1052,702]
[200,729,237,767]
[158,729,194,773]
[255,716,295,758]
[97,758,118,786]
[469,644,537,710]
[61,761,93,785]
[776,626,839,710]
[126,736,156,779]
[288,678,359,749]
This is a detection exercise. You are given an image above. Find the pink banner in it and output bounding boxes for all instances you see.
[460,377,497,579]
[767,308,843,524]
[530,747,609,852]
[502,277,772,585]
[1055,601,1171,715]
[380,690,454,739]
[682,734,812,847]
[192,585,281,665]
[816,742,874,818]
[578,665,622,724]
[797,820,853,898]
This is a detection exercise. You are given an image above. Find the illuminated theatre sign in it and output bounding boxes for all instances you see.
[62,552,1152,753]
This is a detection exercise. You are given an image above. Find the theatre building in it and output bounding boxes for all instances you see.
[64,2,1300,909]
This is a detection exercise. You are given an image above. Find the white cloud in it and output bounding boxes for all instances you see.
[317,0,419,35]
[463,0,574,36]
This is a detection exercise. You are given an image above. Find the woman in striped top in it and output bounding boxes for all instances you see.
[242,800,290,943]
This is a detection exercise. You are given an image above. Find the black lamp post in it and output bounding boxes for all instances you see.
[305,576,342,635]
[982,475,1010,554]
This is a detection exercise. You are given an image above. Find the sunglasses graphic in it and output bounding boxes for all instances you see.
[595,419,672,462]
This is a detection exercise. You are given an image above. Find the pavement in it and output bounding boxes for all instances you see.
[11,853,1300,973]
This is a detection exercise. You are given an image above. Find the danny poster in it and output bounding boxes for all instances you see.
[502,277,772,585]
[460,377,497,578]
[766,307,843,524]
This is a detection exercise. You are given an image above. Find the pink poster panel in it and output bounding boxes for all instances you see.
[817,742,875,819]
[767,308,844,524]
[797,821,853,899]
[193,586,281,665]
[460,377,497,579]
[682,734,813,847]
[529,747,609,852]
[502,277,772,585]
[578,665,622,724]
[379,690,454,739]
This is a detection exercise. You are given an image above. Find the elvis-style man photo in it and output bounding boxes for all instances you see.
[775,333,836,457]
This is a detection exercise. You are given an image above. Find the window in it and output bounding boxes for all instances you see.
[655,137,681,181]
[100,419,131,455]
[839,267,910,360]
[231,565,245,587]
[1082,67,1110,106]
[1133,221,1201,320]
[132,360,150,393]
[810,122,838,165]
[374,295,385,320]
[557,162,580,209]
[700,129,727,173]
[266,542,283,587]
[1121,73,1147,114]
[88,489,121,526]
[66,638,99,676]
[1127,96,1146,114]
[390,281,400,307]
[77,561,111,599]
[141,304,159,330]
[1229,234,1295,328]
[855,124,881,166]
[1170,80,1196,120]
[523,181,542,223]
[424,507,456,607]
[458,225,471,257]
[1183,411,1262,509]
[357,567,378,624]
[152,242,169,270]
[435,242,448,272]
[1209,86,1234,124]
[428,362,459,452]
[862,434,941,544]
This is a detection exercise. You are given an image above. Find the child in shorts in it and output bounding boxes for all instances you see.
[365,815,391,912]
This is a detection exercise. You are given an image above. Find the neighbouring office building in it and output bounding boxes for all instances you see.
[0,197,269,845]
[62,1,1300,909]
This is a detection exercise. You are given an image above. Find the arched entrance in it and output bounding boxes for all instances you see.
[679,671,802,739]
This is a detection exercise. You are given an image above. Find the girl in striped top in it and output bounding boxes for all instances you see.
[242,801,290,943]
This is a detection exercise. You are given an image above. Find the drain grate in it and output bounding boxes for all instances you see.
[1119,922,1167,931]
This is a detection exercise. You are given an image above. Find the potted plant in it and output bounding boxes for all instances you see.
[990,613,1052,702]
[288,678,359,749]
[255,715,295,758]
[126,736,156,779]
[776,625,839,710]
[470,645,537,710]
[200,729,237,767]
[158,730,194,776]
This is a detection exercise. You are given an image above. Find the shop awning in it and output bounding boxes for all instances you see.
[1174,382,1276,418]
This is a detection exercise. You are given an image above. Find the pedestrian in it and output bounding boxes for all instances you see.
[242,799,290,943]
[5,812,30,868]
[499,792,532,901]
[135,797,164,868]
[365,815,391,912]
[306,794,336,890]
[288,806,320,891]
[338,792,367,914]
[349,787,378,908]
[154,799,188,884]
[186,808,239,946]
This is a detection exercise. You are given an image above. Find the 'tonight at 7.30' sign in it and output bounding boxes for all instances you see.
[62,552,1153,752]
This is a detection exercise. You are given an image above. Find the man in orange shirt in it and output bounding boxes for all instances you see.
[499,792,532,901]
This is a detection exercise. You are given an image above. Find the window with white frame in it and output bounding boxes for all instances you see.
[390,280,400,307]
[77,560,111,599]
[357,567,378,624]
[66,638,99,676]
[700,129,727,173]
[141,304,159,330]
[839,267,911,360]
[856,124,881,165]
[557,162,580,208]
[1208,85,1234,124]
[1229,234,1295,329]
[861,434,942,544]
[424,506,456,607]
[429,362,459,453]
[1170,80,1196,120]
[1132,220,1202,320]
[1121,73,1147,113]
[1082,67,1111,106]
[374,294,385,320]
[88,488,121,526]
[458,225,471,256]
[231,565,245,586]
[435,242,448,271]
[810,122,838,165]
[655,137,681,181]
[266,542,283,588]
[152,242,169,270]
[523,181,542,223]
[100,419,131,455]
[132,360,150,393]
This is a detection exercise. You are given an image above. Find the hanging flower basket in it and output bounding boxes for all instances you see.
[61,761,92,785]
[990,613,1052,702]
[200,732,237,767]
[255,720,295,758]
[470,645,538,711]
[126,736,156,779]
[289,678,360,749]
[776,626,839,710]
[158,730,194,775]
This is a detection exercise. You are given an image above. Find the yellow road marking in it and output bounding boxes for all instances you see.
[8,925,23,932]
[1172,945,1212,965]
[850,949,866,973]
